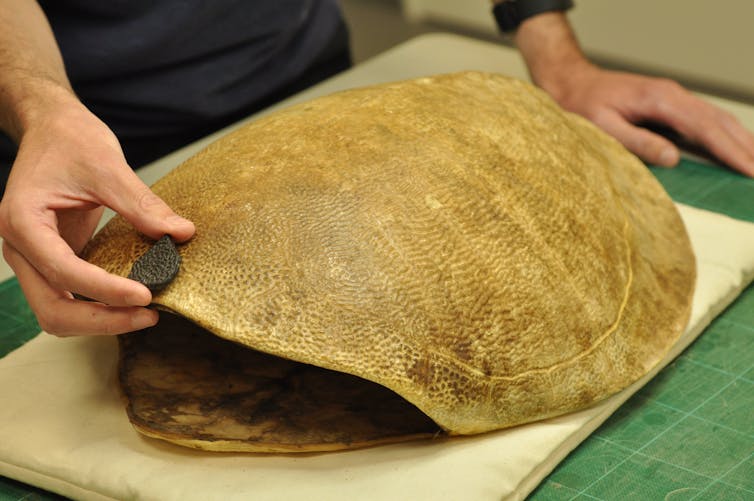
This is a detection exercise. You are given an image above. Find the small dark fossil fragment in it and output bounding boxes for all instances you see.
[127,235,181,293]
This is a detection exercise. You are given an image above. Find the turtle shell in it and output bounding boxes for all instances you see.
[83,71,695,451]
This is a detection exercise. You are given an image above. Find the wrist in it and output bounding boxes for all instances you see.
[0,71,77,142]
[512,11,593,99]
[528,51,597,104]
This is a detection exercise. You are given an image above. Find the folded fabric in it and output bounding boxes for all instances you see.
[0,204,753,501]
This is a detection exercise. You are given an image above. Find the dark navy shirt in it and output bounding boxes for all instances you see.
[38,0,345,137]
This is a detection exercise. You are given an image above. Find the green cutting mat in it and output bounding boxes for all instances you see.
[1,159,753,501]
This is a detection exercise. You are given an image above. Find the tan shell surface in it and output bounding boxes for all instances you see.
[84,72,695,435]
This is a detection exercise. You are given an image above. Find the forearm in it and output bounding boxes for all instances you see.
[0,0,74,141]
[512,12,592,98]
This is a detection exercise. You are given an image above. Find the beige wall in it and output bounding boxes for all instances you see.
[401,0,754,102]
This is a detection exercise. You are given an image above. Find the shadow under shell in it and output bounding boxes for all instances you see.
[119,312,443,452]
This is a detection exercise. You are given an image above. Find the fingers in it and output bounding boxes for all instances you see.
[0,158,162,309]
[699,112,754,177]
[696,118,754,177]
[0,102,188,336]
[634,81,754,176]
[722,113,754,154]
[98,167,195,243]
[593,110,681,167]
[555,69,754,176]
[4,242,158,336]
[5,219,152,307]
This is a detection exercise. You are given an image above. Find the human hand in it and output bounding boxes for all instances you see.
[0,86,195,336]
[512,12,754,177]
[537,62,754,177]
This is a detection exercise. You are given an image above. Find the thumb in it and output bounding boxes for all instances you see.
[100,167,195,242]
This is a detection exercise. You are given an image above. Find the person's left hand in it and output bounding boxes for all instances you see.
[540,62,754,176]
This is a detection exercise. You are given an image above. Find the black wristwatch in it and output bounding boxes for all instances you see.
[493,0,574,33]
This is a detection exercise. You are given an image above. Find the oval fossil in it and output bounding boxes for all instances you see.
[83,71,695,452]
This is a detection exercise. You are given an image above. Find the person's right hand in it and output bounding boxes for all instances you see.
[0,85,195,336]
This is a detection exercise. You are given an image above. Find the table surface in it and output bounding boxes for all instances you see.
[1,34,753,500]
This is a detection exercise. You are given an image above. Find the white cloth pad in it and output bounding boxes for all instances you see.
[0,204,753,501]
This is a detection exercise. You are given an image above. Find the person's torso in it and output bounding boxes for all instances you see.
[39,0,344,136]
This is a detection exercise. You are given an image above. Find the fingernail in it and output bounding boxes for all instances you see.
[168,214,192,226]
[659,148,678,166]
[132,309,158,330]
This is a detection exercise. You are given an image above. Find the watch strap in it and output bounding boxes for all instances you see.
[493,0,574,33]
